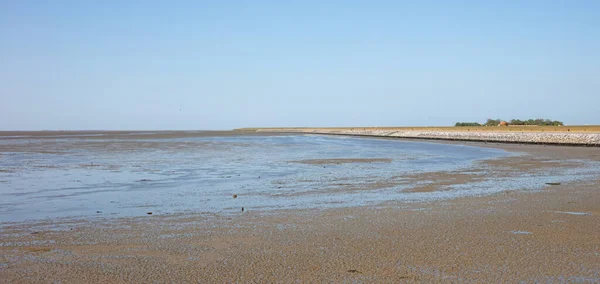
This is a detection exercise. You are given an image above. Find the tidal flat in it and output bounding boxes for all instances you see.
[1,131,599,282]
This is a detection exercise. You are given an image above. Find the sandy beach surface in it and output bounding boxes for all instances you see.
[1,132,599,283]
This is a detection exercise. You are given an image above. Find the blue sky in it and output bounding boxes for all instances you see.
[1,0,599,130]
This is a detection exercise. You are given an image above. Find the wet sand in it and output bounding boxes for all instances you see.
[1,139,599,282]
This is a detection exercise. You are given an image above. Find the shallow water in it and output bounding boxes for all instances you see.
[0,134,597,224]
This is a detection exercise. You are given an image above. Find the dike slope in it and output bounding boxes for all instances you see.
[254,128,600,146]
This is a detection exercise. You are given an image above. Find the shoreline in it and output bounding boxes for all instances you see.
[2,128,600,147]
[305,131,600,147]
[255,128,600,147]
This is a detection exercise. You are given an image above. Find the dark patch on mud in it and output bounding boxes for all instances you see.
[292,158,392,165]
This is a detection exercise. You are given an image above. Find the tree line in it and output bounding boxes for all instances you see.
[455,118,564,127]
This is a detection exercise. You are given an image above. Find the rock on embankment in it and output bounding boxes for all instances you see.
[270,129,600,146]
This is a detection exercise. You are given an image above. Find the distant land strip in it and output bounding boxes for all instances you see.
[236,126,600,147]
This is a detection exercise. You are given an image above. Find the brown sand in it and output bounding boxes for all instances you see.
[1,141,599,283]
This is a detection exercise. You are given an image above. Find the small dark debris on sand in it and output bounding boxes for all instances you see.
[546,182,561,186]
[233,194,238,198]
[347,269,363,274]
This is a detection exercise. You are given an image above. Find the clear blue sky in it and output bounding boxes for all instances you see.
[1,0,599,130]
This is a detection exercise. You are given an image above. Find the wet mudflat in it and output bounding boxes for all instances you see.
[1,132,599,224]
[1,132,600,282]
[1,176,599,282]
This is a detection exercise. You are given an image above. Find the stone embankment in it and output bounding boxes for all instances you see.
[264,129,600,146]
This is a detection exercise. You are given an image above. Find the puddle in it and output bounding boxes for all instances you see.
[509,230,533,235]
[553,211,590,216]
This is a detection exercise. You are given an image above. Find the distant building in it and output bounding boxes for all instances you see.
[498,121,508,127]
